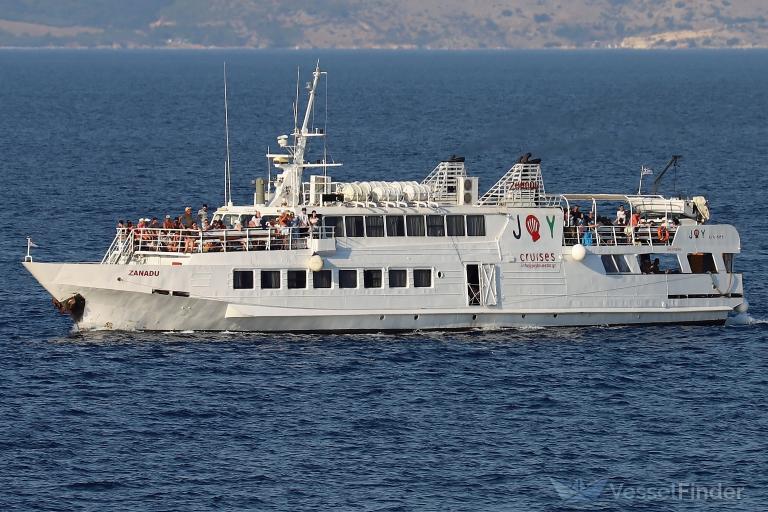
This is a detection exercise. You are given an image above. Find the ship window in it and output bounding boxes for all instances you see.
[414,269,432,288]
[601,255,631,274]
[364,269,382,288]
[639,254,681,274]
[615,255,631,273]
[233,270,254,289]
[386,216,405,236]
[389,269,407,288]
[324,216,345,237]
[345,216,365,237]
[601,255,618,274]
[287,270,307,289]
[446,215,466,236]
[723,253,735,273]
[466,215,486,236]
[339,269,357,289]
[427,215,445,236]
[687,253,717,274]
[365,216,385,237]
[313,270,332,288]
[406,215,426,236]
[261,270,281,289]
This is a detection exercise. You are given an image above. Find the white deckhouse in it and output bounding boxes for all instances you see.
[24,64,747,332]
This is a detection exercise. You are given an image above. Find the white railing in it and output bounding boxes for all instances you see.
[563,224,677,247]
[102,226,335,264]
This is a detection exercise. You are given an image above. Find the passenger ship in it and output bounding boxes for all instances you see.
[24,64,748,332]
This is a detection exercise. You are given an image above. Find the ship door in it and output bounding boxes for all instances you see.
[466,264,497,306]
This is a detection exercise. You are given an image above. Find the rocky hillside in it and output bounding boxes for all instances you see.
[1,0,767,49]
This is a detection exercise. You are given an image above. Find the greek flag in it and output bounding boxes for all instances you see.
[641,167,654,176]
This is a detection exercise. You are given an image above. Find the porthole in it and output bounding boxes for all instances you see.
[522,314,526,319]
[414,315,419,320]
[437,271,444,278]
[472,314,477,320]
[553,314,558,318]
[380,315,385,321]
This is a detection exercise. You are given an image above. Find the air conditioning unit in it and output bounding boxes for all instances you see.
[309,175,331,205]
[457,176,479,205]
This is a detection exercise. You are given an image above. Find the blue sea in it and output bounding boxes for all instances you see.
[0,50,767,511]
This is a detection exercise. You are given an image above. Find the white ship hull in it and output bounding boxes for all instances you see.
[24,254,741,332]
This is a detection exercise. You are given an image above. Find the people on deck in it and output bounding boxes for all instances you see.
[181,207,194,228]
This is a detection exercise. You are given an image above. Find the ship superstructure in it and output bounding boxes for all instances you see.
[24,64,747,331]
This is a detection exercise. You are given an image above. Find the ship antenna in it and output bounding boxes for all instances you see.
[224,62,233,207]
[294,66,300,145]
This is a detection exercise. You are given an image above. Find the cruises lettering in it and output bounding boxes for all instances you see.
[519,252,556,262]
[128,270,160,277]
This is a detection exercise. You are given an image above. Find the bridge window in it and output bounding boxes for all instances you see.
[723,253,735,273]
[345,216,364,237]
[261,270,281,289]
[406,215,426,236]
[287,270,307,289]
[414,269,432,288]
[466,215,486,236]
[364,269,383,288]
[446,215,466,236]
[389,269,407,288]
[339,269,358,289]
[365,216,385,237]
[687,253,717,274]
[324,216,344,237]
[386,216,405,236]
[427,215,445,236]
[233,270,254,289]
[601,255,631,274]
[639,254,681,274]
[312,270,332,288]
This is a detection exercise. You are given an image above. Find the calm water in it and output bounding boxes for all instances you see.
[1,50,767,510]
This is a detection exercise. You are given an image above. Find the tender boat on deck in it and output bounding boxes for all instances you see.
[24,64,748,332]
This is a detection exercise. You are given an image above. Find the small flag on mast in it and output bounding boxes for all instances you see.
[641,166,654,176]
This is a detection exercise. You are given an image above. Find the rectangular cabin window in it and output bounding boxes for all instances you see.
[261,270,281,289]
[601,255,631,274]
[406,215,426,237]
[313,270,332,289]
[389,269,407,288]
[345,216,365,237]
[364,269,383,288]
[466,215,486,236]
[414,269,432,288]
[639,254,681,274]
[426,215,445,237]
[365,216,385,237]
[233,270,254,289]
[687,253,717,274]
[339,269,358,289]
[324,216,345,237]
[386,216,406,237]
[287,270,307,289]
[615,255,631,273]
[601,255,618,274]
[446,215,466,236]
[723,253,735,273]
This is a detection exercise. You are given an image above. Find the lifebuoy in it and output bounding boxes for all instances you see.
[657,225,670,242]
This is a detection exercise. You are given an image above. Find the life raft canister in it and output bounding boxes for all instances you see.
[657,225,670,242]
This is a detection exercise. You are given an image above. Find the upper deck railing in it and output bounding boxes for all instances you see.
[563,223,677,247]
[102,226,335,264]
